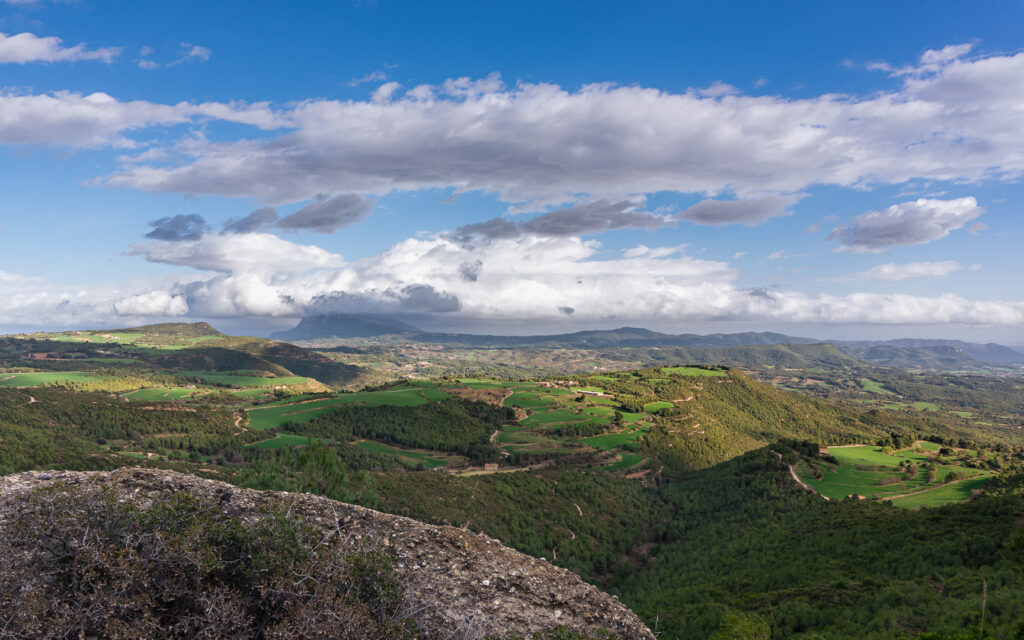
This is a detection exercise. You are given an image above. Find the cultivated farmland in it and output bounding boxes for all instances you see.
[799,442,994,507]
[0,371,106,387]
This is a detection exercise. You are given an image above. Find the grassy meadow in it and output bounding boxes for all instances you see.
[800,442,993,507]
[0,371,106,387]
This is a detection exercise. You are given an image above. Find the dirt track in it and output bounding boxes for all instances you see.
[878,474,993,502]
[773,450,829,500]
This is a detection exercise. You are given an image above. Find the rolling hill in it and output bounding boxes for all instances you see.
[7,322,362,386]
[273,314,1024,371]
[3,319,1024,639]
[271,314,422,341]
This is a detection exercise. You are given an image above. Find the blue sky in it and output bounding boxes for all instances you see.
[1,0,1023,340]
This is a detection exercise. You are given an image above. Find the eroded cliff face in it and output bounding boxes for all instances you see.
[0,469,654,640]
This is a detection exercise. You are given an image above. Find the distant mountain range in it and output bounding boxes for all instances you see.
[834,339,1024,364]
[271,314,1024,369]
[271,314,421,341]
[408,327,823,350]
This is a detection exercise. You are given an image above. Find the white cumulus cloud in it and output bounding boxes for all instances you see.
[92,45,1024,215]
[113,291,188,316]
[96,230,1024,330]
[0,91,285,147]
[3,230,1023,330]
[0,31,120,64]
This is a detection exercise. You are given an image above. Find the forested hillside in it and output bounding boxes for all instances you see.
[234,442,1024,639]
[4,323,361,386]
[3,324,1024,638]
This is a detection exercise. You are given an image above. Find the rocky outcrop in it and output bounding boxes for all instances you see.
[0,469,654,639]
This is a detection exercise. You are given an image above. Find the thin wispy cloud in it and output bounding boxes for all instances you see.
[168,43,210,65]
[840,261,965,282]
[137,42,211,70]
[348,70,388,86]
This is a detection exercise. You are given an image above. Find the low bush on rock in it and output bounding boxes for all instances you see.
[0,482,415,639]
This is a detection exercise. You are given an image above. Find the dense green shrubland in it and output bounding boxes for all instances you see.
[287,398,510,460]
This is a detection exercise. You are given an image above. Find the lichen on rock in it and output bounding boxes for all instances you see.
[0,468,654,639]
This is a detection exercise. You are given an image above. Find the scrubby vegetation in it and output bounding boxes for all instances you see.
[5,323,1024,638]
[613,444,1024,639]
[289,399,507,458]
[0,387,251,473]
[0,482,420,639]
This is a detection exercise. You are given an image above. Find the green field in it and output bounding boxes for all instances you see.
[582,425,651,450]
[353,440,450,469]
[0,371,104,387]
[496,428,577,454]
[245,387,431,430]
[505,391,555,408]
[226,388,277,399]
[78,357,141,364]
[178,371,312,387]
[246,434,332,449]
[41,331,143,344]
[860,379,893,394]
[661,366,727,377]
[36,331,222,351]
[456,378,506,388]
[643,401,675,412]
[521,409,594,426]
[255,393,321,406]
[419,386,451,401]
[883,401,942,411]
[124,387,207,402]
[801,444,992,506]
[445,377,667,459]
[889,475,993,508]
[602,452,644,471]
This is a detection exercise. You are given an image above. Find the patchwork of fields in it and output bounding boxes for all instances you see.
[245,384,443,430]
[1,368,322,397]
[25,330,224,351]
[799,442,993,507]
[0,371,105,387]
[124,387,209,402]
[456,377,657,468]
[178,371,314,387]
[0,333,1003,509]
[230,372,684,473]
